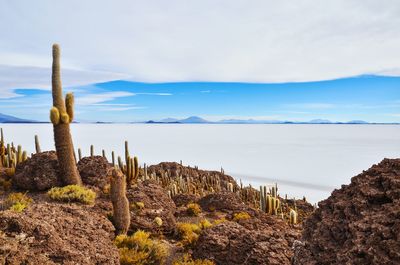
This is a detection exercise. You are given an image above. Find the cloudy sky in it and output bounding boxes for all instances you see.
[1,0,400,122]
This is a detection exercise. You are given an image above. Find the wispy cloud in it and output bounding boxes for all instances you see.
[283,103,336,109]
[0,64,127,99]
[135,93,172,96]
[76,91,134,105]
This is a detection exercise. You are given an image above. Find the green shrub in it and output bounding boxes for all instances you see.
[173,254,215,265]
[115,230,168,265]
[47,185,96,204]
[4,192,32,212]
[187,203,201,216]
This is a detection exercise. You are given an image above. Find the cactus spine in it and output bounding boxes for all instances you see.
[110,168,130,235]
[50,44,81,185]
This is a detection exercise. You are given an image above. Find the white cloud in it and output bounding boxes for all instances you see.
[0,64,126,98]
[283,103,336,109]
[0,0,400,89]
[76,91,134,105]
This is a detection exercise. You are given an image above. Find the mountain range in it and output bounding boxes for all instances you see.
[0,113,37,123]
[145,116,372,124]
[0,113,389,124]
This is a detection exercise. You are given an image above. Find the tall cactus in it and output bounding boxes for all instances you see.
[110,168,130,235]
[50,44,82,185]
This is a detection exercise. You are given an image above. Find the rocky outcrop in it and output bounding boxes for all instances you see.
[127,180,177,234]
[198,192,250,213]
[293,159,400,265]
[12,151,62,191]
[193,220,299,265]
[78,156,112,189]
[0,201,119,264]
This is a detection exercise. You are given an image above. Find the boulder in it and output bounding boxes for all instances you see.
[78,156,112,189]
[12,151,62,191]
[127,180,177,234]
[0,201,119,264]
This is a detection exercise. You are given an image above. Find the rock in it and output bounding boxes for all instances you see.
[78,156,112,189]
[127,180,177,234]
[172,193,199,207]
[12,151,62,191]
[293,159,400,265]
[193,221,296,265]
[0,201,119,264]
[198,192,250,213]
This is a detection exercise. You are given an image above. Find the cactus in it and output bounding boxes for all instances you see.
[78,148,82,161]
[34,135,41,153]
[90,145,94,157]
[49,44,81,185]
[111,151,115,166]
[227,182,233,192]
[110,168,130,235]
[289,209,298,225]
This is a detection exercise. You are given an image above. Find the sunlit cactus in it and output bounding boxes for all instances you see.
[110,168,130,235]
[289,209,298,225]
[49,44,82,186]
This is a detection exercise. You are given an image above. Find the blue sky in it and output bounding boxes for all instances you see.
[1,75,399,123]
[1,1,400,122]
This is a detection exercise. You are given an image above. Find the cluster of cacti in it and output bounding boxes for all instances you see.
[49,44,81,186]
[110,168,131,235]
[0,128,29,176]
[259,184,281,215]
[115,141,139,187]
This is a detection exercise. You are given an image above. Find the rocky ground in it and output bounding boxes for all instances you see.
[293,158,400,265]
[1,155,399,264]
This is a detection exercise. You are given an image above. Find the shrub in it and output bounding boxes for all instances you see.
[213,217,227,225]
[173,254,215,265]
[47,185,96,204]
[4,192,32,212]
[115,230,168,265]
[198,219,212,230]
[187,203,201,216]
[176,222,201,248]
[233,212,250,221]
[131,201,145,210]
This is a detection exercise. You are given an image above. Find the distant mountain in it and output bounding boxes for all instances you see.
[346,120,368,124]
[159,118,179,123]
[308,119,333,124]
[0,113,37,123]
[179,116,210,123]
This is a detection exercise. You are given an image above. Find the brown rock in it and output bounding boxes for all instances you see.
[172,193,199,207]
[78,156,112,189]
[127,180,176,234]
[293,158,400,265]
[193,221,296,265]
[198,192,250,213]
[0,201,119,264]
[12,151,62,191]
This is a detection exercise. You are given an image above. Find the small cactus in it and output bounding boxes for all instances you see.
[289,209,298,225]
[34,135,41,153]
[110,168,130,235]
